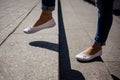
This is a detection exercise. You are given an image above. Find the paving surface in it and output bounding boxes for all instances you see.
[0,0,58,80]
[0,0,120,80]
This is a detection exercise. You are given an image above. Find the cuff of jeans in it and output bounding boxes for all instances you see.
[42,4,55,11]
[94,41,105,46]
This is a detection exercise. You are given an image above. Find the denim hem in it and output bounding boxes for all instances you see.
[42,4,55,11]
[94,41,105,46]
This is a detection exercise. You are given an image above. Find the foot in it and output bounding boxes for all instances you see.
[82,45,102,56]
[33,10,53,27]
[76,44,102,61]
[23,10,56,34]
[23,18,56,34]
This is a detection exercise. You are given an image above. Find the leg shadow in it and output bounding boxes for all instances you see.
[29,41,58,52]
[83,0,96,6]
[111,74,120,80]
[113,10,120,16]
[58,0,85,80]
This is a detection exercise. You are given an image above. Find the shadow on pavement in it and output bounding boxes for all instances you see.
[111,74,120,80]
[29,41,58,52]
[113,10,120,16]
[83,0,96,5]
[58,0,85,80]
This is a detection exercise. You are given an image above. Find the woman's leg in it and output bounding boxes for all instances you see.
[76,0,114,61]
[83,0,114,56]
[33,0,56,27]
[94,0,113,46]
[23,0,56,34]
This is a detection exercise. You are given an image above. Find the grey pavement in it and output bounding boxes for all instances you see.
[0,0,40,45]
[59,0,120,80]
[0,0,58,80]
[0,0,120,80]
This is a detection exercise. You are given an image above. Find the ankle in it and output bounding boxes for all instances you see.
[42,10,52,14]
[33,10,53,27]
[41,10,52,19]
[92,44,102,50]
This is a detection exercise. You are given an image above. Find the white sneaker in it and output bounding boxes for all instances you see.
[23,18,56,34]
[75,50,102,61]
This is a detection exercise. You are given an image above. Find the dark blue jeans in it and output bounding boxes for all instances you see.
[95,0,114,46]
[41,0,114,46]
[42,0,55,11]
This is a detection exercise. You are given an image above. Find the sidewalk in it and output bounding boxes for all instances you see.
[59,0,120,80]
[0,0,120,80]
[0,0,58,80]
[0,0,41,45]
